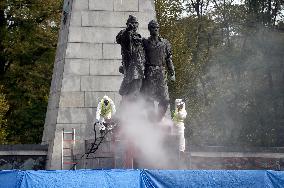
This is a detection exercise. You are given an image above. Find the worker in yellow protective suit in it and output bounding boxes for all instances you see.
[172,99,187,152]
[95,96,116,132]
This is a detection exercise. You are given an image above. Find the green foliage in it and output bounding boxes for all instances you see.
[0,0,62,144]
[0,86,9,144]
[3,49,55,143]
[155,0,193,103]
[191,29,284,146]
[156,0,284,147]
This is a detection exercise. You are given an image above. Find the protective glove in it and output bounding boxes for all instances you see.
[99,124,106,131]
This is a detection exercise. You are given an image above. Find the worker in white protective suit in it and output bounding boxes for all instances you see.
[172,99,187,153]
[95,96,116,132]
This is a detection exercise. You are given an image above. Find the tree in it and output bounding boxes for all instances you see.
[0,0,62,143]
[0,85,9,144]
[184,0,284,146]
[156,0,284,147]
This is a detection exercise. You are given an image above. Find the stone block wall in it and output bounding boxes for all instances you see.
[42,0,156,169]
[0,145,48,170]
[188,146,284,170]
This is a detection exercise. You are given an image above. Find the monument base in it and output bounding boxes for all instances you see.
[75,123,187,169]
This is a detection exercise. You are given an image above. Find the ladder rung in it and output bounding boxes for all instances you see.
[63,147,71,149]
[63,162,77,165]
[85,156,113,159]
[63,139,76,142]
[63,155,72,157]
[63,132,74,134]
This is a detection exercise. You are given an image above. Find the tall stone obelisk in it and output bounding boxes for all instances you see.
[42,0,156,169]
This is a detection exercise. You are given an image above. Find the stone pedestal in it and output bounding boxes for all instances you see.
[42,0,156,170]
[76,126,183,170]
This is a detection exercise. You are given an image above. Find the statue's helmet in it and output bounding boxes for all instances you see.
[127,15,138,24]
[148,20,160,30]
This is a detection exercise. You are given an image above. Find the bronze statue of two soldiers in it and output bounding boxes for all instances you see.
[116,15,175,121]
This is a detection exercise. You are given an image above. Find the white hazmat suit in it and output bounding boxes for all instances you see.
[172,99,187,152]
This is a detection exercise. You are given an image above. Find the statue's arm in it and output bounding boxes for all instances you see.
[165,40,175,76]
[142,38,148,60]
[116,30,124,44]
[117,29,132,73]
[116,29,132,52]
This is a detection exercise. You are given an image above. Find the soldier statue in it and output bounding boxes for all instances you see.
[116,15,146,101]
[142,20,176,121]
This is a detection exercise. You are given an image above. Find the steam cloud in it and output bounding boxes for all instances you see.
[190,27,284,147]
[117,97,185,169]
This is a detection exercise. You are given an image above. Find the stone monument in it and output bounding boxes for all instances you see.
[42,0,156,169]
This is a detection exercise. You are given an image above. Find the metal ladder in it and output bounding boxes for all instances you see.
[61,128,77,170]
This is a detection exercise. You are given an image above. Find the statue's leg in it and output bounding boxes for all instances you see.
[157,98,170,121]
[156,77,170,121]
[126,79,142,101]
[145,98,155,121]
